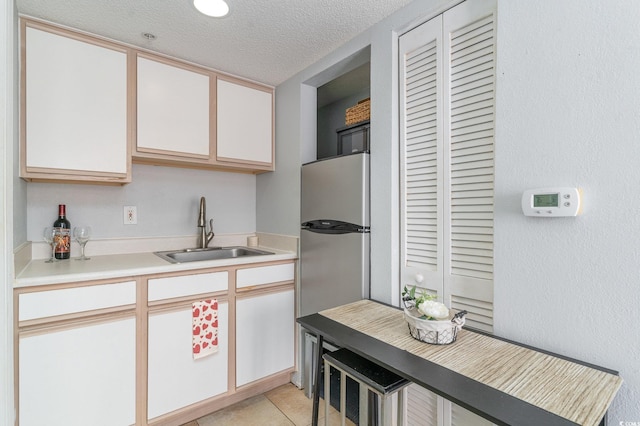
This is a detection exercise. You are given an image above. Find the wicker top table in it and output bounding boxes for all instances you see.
[297,299,623,426]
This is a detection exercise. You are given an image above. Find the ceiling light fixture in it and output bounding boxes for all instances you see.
[193,0,229,17]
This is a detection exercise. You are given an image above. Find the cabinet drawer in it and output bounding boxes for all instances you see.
[148,272,228,301]
[236,263,295,289]
[19,281,136,322]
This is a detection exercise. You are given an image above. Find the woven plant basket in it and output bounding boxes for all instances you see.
[345,98,370,125]
[403,307,467,345]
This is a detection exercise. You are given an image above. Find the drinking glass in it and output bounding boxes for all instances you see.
[73,226,92,260]
[43,227,57,263]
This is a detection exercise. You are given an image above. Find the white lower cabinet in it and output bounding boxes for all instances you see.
[147,301,229,420]
[19,317,136,426]
[235,289,295,387]
[16,260,296,425]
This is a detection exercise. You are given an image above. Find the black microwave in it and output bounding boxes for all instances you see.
[336,121,369,156]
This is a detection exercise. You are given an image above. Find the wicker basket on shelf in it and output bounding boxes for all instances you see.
[403,307,467,345]
[345,98,370,125]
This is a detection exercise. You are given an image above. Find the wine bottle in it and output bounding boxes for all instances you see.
[53,204,71,260]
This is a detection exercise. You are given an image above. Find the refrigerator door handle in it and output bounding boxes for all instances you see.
[301,220,369,234]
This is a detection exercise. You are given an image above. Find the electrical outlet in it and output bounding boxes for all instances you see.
[124,206,137,225]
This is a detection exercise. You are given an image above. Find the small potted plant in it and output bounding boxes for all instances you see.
[402,285,467,345]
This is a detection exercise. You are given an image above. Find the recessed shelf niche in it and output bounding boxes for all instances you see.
[316,62,370,160]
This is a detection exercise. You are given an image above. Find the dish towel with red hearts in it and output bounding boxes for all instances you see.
[192,299,218,360]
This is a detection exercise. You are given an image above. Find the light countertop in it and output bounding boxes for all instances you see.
[15,247,297,288]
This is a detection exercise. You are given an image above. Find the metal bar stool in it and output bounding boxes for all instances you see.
[323,348,410,426]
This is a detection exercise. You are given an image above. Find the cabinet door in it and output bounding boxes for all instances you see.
[236,289,294,387]
[136,54,212,161]
[216,78,274,169]
[147,302,229,419]
[19,317,136,426]
[21,21,130,183]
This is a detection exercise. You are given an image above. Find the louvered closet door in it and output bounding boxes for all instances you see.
[399,14,444,298]
[400,0,495,328]
[406,384,438,426]
[442,0,496,333]
[400,1,497,425]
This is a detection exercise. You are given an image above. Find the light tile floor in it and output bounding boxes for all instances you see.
[182,383,355,426]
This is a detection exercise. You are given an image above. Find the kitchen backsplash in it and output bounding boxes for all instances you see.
[26,164,257,242]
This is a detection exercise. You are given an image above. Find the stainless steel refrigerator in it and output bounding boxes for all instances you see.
[299,152,370,317]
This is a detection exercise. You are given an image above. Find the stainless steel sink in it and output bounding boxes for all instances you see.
[154,246,273,264]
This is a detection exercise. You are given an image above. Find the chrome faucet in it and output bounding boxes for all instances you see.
[197,196,214,248]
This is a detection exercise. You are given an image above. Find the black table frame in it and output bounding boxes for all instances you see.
[298,311,616,426]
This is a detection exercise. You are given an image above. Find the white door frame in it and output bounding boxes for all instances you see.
[1,0,16,424]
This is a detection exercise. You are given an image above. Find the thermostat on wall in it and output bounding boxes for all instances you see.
[521,187,582,217]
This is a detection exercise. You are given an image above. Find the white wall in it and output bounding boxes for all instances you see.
[260,0,640,421]
[255,79,305,237]
[493,0,640,421]
[27,164,257,241]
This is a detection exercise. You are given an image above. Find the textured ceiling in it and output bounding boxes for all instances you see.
[16,0,414,86]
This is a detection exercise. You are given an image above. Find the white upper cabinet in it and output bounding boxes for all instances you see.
[20,18,276,182]
[20,20,131,184]
[216,77,274,170]
[134,55,275,172]
[135,54,212,161]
